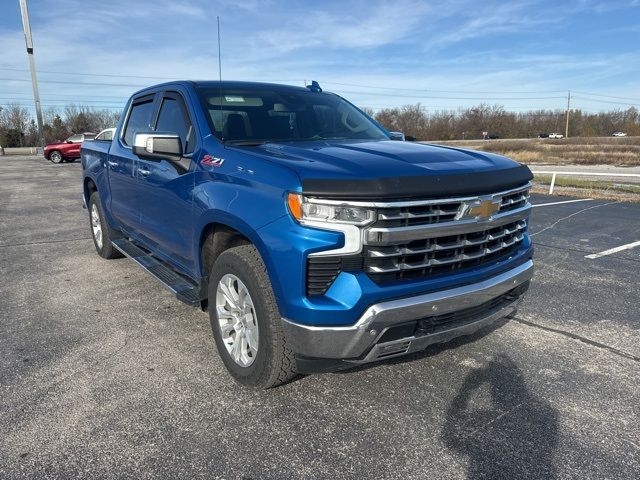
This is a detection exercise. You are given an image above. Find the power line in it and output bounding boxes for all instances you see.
[573,91,640,102]
[319,80,568,94]
[332,89,566,100]
[2,102,123,110]
[3,66,639,102]
[572,96,640,107]
[0,97,126,104]
[0,77,146,88]
[0,66,182,80]
[4,92,129,100]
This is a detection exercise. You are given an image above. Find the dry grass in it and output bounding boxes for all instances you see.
[532,175,640,202]
[431,136,640,166]
[531,184,640,203]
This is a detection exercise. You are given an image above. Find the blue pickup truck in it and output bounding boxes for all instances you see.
[81,80,533,388]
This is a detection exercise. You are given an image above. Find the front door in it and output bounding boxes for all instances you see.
[65,134,83,157]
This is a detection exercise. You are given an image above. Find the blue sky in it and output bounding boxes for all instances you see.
[1,0,639,116]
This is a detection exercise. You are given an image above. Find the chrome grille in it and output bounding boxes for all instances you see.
[363,184,531,284]
[364,220,526,282]
[373,185,530,228]
[500,189,530,212]
[304,183,532,293]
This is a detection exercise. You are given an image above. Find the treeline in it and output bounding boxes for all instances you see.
[2,101,639,147]
[0,103,121,147]
[364,104,640,141]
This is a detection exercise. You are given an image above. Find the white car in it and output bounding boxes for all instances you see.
[612,132,627,137]
[548,133,564,139]
[93,128,116,141]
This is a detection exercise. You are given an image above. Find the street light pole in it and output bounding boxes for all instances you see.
[19,0,45,150]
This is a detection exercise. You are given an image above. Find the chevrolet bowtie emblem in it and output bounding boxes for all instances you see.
[466,199,501,219]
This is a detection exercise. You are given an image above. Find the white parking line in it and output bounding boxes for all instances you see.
[585,241,640,259]
[532,199,594,208]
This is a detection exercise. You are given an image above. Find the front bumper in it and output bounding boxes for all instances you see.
[282,259,533,363]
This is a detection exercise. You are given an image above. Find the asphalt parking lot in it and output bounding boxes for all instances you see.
[1,155,638,480]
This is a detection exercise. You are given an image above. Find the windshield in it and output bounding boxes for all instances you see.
[197,87,388,145]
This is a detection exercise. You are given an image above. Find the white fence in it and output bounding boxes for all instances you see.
[530,170,640,194]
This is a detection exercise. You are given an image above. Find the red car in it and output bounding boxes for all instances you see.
[44,132,95,163]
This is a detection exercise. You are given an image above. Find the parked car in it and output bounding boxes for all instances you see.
[538,133,549,138]
[548,133,564,139]
[81,80,534,388]
[44,132,96,163]
[612,132,627,137]
[93,128,116,142]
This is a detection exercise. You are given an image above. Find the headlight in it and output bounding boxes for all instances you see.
[287,193,375,226]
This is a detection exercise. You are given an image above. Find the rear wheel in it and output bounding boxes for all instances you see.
[208,245,297,388]
[88,192,123,259]
[49,150,63,163]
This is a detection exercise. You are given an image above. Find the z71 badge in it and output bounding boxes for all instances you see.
[201,154,224,167]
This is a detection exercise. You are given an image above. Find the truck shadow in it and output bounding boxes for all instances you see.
[441,354,559,479]
[331,322,560,478]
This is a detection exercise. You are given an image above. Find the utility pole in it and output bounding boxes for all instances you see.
[19,0,45,150]
[565,90,571,138]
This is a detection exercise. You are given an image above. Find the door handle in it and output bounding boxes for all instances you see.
[138,167,151,177]
[106,160,118,168]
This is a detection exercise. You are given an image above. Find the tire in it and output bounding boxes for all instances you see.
[49,150,63,163]
[208,244,297,388]
[88,192,123,259]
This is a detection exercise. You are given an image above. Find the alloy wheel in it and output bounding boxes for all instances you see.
[91,203,103,249]
[216,274,259,367]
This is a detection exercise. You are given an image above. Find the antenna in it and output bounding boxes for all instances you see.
[217,16,224,144]
[217,16,222,83]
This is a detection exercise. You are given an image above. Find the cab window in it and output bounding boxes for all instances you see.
[123,98,155,146]
[155,96,195,154]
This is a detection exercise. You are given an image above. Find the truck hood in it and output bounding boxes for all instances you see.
[237,140,532,200]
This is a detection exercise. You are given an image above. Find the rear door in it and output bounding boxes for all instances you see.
[106,93,157,232]
[136,90,197,273]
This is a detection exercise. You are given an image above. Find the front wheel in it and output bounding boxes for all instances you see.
[49,150,63,163]
[208,245,297,388]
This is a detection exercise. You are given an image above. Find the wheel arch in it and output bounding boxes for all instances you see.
[196,213,286,313]
[83,176,98,205]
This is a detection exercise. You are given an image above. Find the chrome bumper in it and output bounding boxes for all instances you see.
[282,260,533,362]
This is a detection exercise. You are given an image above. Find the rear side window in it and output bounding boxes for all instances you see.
[123,98,154,146]
[155,97,195,154]
[96,130,113,141]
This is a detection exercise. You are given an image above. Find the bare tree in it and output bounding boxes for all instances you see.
[0,103,31,146]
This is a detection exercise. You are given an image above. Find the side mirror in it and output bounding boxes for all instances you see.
[388,131,405,141]
[133,132,190,171]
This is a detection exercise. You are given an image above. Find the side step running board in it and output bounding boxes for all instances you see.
[112,238,203,306]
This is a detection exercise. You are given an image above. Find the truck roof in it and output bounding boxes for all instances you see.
[131,80,312,97]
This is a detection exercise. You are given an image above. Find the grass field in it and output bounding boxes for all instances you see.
[431,136,640,167]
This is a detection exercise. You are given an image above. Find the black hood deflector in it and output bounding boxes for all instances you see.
[302,164,533,200]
